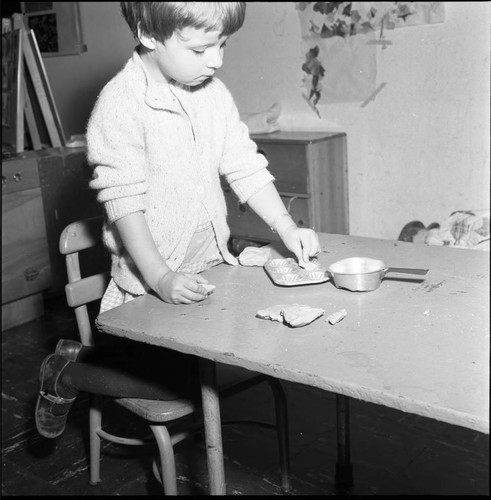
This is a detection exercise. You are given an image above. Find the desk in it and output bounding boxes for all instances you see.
[96,233,489,494]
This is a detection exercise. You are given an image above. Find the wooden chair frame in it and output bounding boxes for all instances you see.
[59,216,291,494]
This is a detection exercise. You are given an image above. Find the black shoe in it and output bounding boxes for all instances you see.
[55,339,83,361]
[35,354,77,438]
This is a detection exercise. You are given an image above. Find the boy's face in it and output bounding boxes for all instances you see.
[140,27,228,86]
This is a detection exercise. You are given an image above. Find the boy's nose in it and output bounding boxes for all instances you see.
[207,49,223,70]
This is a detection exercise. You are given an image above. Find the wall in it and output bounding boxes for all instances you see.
[43,2,134,139]
[43,2,490,240]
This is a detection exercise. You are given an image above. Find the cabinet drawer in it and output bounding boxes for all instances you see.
[224,189,310,242]
[2,157,40,194]
[2,187,51,304]
[254,142,309,194]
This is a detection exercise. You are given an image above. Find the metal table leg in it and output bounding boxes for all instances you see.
[199,358,226,495]
[335,394,353,490]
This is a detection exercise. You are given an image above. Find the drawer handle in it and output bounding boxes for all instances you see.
[13,173,22,183]
[24,267,40,281]
[286,196,298,213]
[285,196,305,227]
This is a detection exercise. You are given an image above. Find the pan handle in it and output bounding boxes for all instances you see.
[386,267,429,275]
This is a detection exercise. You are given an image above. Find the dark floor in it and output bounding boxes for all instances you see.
[2,295,489,496]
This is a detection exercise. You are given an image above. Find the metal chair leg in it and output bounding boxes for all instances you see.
[89,394,103,485]
[335,394,353,490]
[265,377,292,492]
[151,424,177,495]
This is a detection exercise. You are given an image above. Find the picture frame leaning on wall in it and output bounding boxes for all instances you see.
[20,2,86,57]
[2,29,24,153]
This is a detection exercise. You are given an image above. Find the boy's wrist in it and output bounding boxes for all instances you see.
[150,267,173,292]
[270,213,296,235]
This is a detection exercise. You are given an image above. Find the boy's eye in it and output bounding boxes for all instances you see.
[192,42,226,56]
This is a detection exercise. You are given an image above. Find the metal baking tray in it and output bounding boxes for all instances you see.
[264,258,329,286]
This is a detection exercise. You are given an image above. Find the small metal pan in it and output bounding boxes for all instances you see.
[328,257,428,292]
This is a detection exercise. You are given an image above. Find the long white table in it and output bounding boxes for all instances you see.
[96,233,489,494]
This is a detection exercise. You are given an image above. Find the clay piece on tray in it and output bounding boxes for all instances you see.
[299,259,319,271]
[264,258,329,286]
[256,304,325,328]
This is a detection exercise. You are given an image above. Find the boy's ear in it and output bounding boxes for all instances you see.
[137,23,156,50]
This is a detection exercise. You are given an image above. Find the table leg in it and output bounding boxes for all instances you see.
[199,358,226,495]
[335,394,353,490]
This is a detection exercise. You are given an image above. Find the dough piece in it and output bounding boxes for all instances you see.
[298,259,320,271]
[200,283,216,295]
[256,304,285,323]
[256,304,324,328]
[326,309,347,325]
[282,305,325,327]
[239,245,272,266]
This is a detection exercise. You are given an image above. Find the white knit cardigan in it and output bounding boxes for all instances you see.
[87,50,274,294]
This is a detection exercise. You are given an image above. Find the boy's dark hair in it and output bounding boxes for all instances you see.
[120,2,246,43]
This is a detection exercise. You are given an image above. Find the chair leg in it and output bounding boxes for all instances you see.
[150,424,178,495]
[265,377,292,493]
[89,394,103,485]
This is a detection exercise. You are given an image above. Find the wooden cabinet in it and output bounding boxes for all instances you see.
[2,155,51,330]
[2,147,102,330]
[37,147,103,296]
[223,131,349,244]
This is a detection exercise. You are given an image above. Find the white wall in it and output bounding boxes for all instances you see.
[44,2,490,240]
[217,2,490,239]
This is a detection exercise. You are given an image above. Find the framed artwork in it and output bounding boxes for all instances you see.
[20,2,86,57]
[2,29,24,152]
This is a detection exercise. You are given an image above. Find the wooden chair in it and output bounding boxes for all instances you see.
[59,216,291,494]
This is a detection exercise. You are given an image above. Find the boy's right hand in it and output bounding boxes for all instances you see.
[279,225,321,267]
[155,271,212,305]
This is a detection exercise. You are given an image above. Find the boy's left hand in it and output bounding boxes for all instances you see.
[279,226,321,267]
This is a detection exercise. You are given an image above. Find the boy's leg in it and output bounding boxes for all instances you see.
[60,359,195,400]
[35,344,199,438]
[74,340,200,398]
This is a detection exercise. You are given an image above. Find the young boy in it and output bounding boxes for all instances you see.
[36,2,320,439]
[88,1,321,310]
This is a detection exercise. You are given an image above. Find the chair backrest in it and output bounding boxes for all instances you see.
[59,216,110,346]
